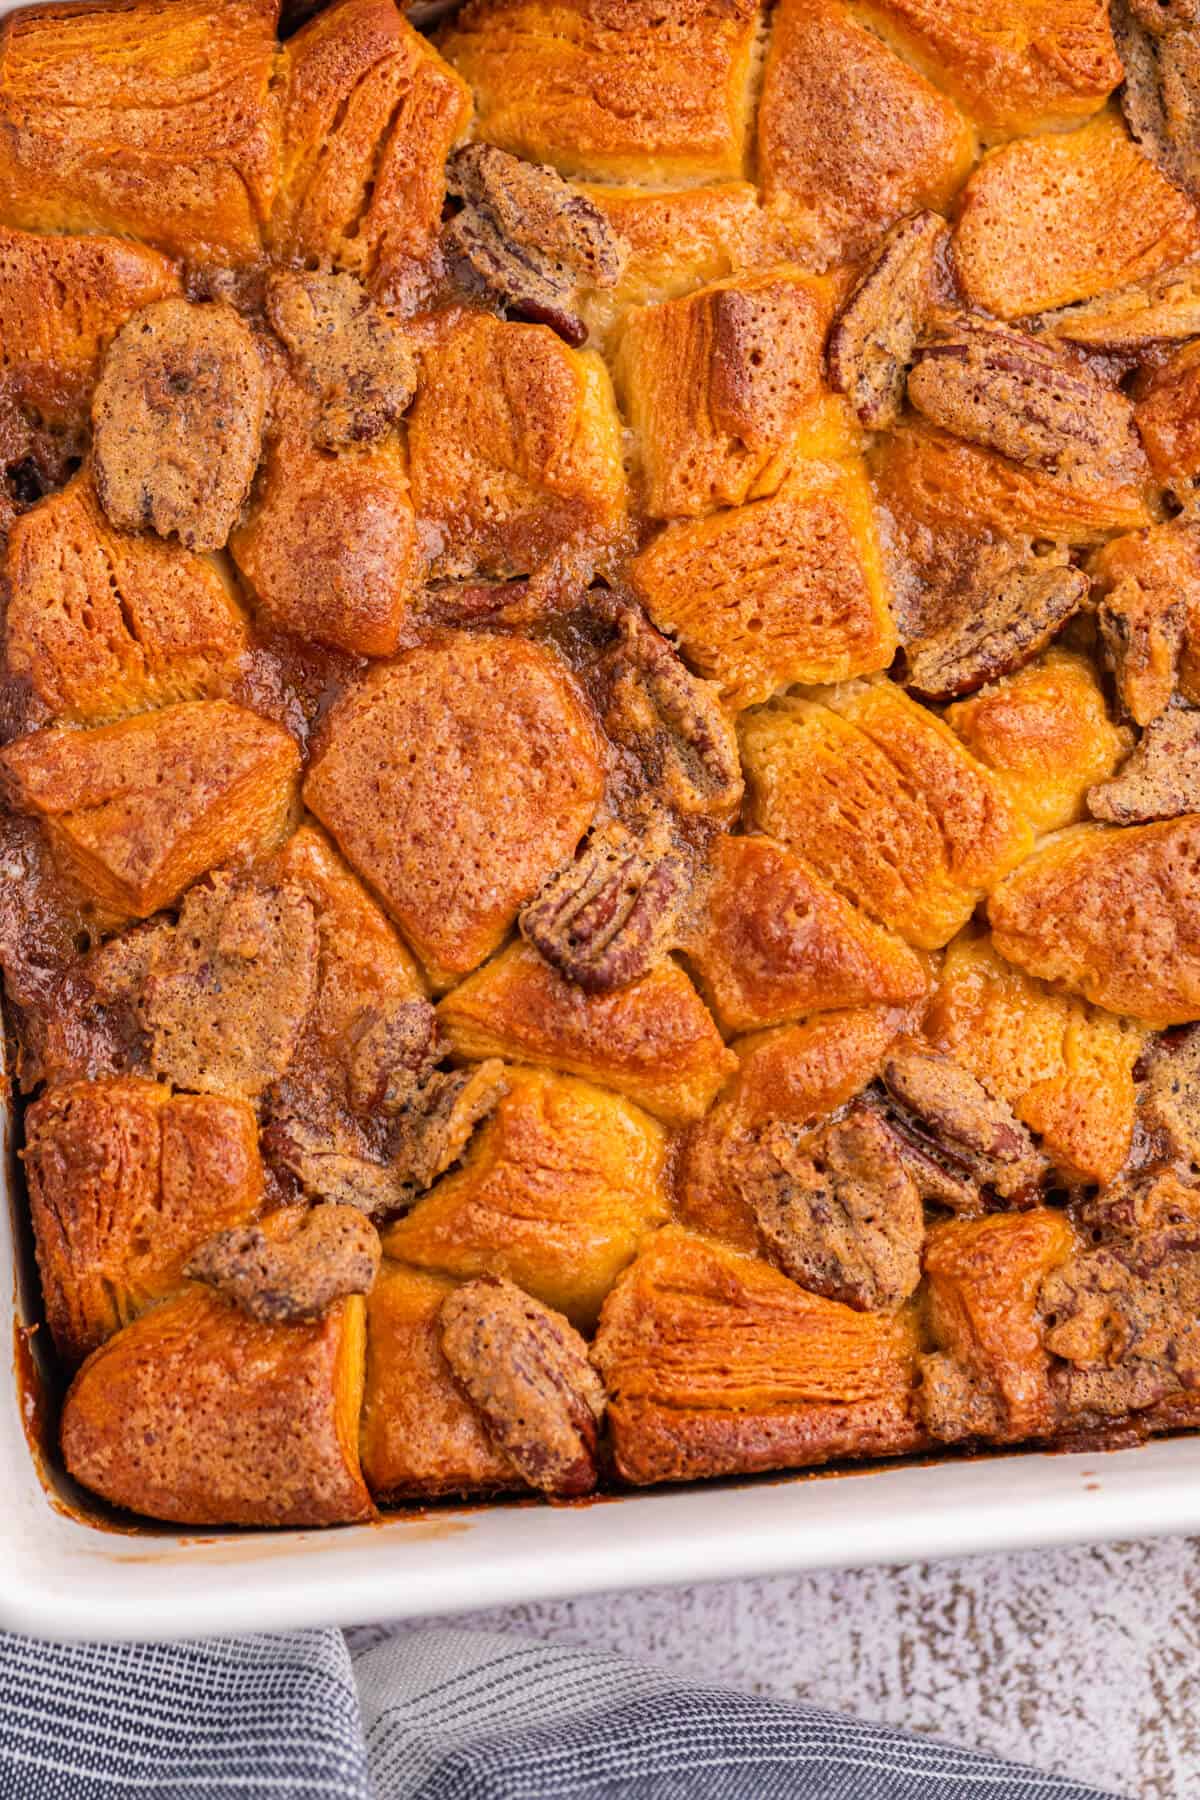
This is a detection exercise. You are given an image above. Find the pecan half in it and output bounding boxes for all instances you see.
[907,315,1145,490]
[1088,708,1200,822]
[184,1204,382,1323]
[346,997,441,1117]
[389,1059,510,1194]
[519,813,687,993]
[1114,0,1200,201]
[1095,574,1187,726]
[1034,261,1200,353]
[595,607,743,820]
[881,1047,1048,1209]
[1140,1025,1200,1170]
[261,1117,415,1219]
[266,271,416,449]
[740,1105,924,1311]
[439,1276,606,1497]
[444,145,628,347]
[901,555,1087,702]
[827,210,947,430]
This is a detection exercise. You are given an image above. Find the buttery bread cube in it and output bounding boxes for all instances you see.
[740,681,1031,950]
[0,702,300,918]
[989,817,1200,1026]
[855,0,1121,138]
[384,1069,668,1328]
[231,435,421,657]
[615,269,831,520]
[631,458,896,710]
[437,941,735,1126]
[303,635,605,983]
[954,114,1200,319]
[593,1227,924,1486]
[274,0,470,303]
[945,650,1128,836]
[407,313,626,578]
[61,1288,372,1527]
[756,0,974,270]
[682,834,927,1037]
[0,0,281,263]
[5,473,250,724]
[926,931,1144,1186]
[920,1211,1077,1444]
[24,1078,262,1367]
[441,0,762,185]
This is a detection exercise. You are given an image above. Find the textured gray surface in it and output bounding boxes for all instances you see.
[356,1537,1200,1800]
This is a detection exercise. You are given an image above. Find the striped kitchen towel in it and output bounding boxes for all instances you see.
[0,1624,1125,1799]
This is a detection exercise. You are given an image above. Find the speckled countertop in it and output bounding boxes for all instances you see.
[356,1536,1200,1799]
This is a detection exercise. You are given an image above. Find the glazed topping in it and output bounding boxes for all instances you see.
[346,998,441,1117]
[880,1047,1048,1210]
[1035,261,1200,354]
[185,1204,382,1323]
[439,1275,605,1497]
[91,299,266,551]
[827,209,947,430]
[265,271,416,449]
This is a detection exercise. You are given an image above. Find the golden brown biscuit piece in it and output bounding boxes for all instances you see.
[274,0,471,304]
[231,435,421,657]
[756,0,974,271]
[92,300,266,554]
[631,459,896,710]
[0,701,300,918]
[592,1227,924,1486]
[1088,524,1200,724]
[408,313,625,578]
[61,1288,372,1527]
[437,941,735,1126]
[920,1210,1077,1444]
[0,226,180,430]
[740,680,1031,950]
[954,114,1200,319]
[265,271,417,450]
[944,650,1129,835]
[24,1078,263,1368]
[675,1006,911,1250]
[4,471,250,725]
[0,0,281,264]
[304,635,604,983]
[615,269,831,520]
[441,0,761,185]
[926,930,1145,1186]
[384,1068,667,1327]
[682,834,928,1036]
[361,1263,520,1500]
[989,817,1200,1026]
[856,0,1121,137]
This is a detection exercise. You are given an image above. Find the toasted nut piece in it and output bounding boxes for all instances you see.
[1140,1023,1200,1169]
[185,1204,382,1323]
[1089,525,1200,725]
[743,1105,924,1312]
[827,210,947,430]
[346,997,441,1116]
[1088,708,1200,822]
[389,1060,511,1195]
[1114,0,1200,200]
[908,315,1146,491]
[439,1275,605,1497]
[520,814,688,993]
[261,1118,414,1219]
[1034,260,1200,352]
[266,272,416,449]
[92,300,266,552]
[444,144,627,345]
[882,1046,1048,1207]
[901,557,1087,701]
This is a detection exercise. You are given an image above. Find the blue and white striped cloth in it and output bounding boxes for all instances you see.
[0,1625,1124,1799]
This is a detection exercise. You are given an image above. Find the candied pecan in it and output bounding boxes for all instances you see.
[881,1047,1048,1208]
[740,1105,924,1311]
[1088,708,1200,822]
[595,607,743,820]
[901,555,1086,702]
[519,813,688,993]
[444,145,628,347]
[266,271,416,450]
[346,997,441,1116]
[261,1117,414,1219]
[1094,572,1187,726]
[439,1276,606,1497]
[1074,1169,1200,1251]
[1140,1025,1200,1170]
[185,1204,382,1323]
[389,1059,509,1193]
[907,315,1145,490]
[1035,261,1200,353]
[827,210,947,430]
[92,299,266,552]
[1114,0,1200,201]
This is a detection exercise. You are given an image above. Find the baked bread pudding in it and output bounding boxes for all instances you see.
[4,0,1200,1529]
